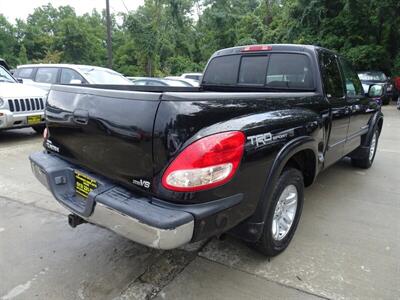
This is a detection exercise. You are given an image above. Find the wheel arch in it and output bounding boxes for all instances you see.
[283,148,317,187]
[367,111,384,142]
[231,136,319,242]
[377,116,383,135]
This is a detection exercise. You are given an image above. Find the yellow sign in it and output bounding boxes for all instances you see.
[75,171,97,198]
[27,115,42,125]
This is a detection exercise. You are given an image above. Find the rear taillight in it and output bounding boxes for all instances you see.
[43,127,48,139]
[162,131,245,192]
[241,45,272,52]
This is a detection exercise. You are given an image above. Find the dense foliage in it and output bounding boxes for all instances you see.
[0,0,399,76]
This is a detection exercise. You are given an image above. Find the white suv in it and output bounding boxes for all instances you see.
[14,64,132,93]
[0,66,47,133]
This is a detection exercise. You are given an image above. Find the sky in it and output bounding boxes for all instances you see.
[0,0,145,23]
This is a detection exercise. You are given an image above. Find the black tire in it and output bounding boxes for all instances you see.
[32,125,45,135]
[251,168,304,257]
[351,128,379,169]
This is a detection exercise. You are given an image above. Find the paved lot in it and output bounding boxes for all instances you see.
[1,105,399,300]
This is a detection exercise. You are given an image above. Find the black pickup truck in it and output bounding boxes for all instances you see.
[30,45,383,256]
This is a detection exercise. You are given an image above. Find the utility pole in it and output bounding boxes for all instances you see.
[106,0,113,68]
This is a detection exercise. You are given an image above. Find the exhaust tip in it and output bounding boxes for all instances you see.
[68,214,87,228]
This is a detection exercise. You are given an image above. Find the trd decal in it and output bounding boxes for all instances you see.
[247,133,273,148]
[247,129,294,148]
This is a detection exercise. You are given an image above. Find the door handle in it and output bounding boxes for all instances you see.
[73,109,89,125]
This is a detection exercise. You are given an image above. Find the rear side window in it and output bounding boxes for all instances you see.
[35,68,59,84]
[15,68,34,79]
[266,54,313,89]
[239,56,269,85]
[318,51,344,98]
[202,55,240,85]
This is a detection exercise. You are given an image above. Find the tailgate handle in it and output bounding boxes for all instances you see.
[73,109,89,125]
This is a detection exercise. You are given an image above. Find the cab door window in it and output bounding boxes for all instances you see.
[318,51,344,98]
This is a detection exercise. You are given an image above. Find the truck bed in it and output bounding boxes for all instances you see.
[46,84,321,201]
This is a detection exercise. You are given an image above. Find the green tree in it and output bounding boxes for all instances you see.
[0,15,18,66]
[18,44,28,64]
[0,0,399,76]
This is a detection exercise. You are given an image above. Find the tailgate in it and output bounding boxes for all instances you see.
[45,85,161,192]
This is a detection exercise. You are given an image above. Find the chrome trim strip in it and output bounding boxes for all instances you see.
[85,203,194,250]
[328,138,346,149]
[328,126,369,150]
[346,127,369,142]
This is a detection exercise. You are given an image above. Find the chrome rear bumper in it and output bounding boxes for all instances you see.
[87,203,194,249]
[29,151,194,250]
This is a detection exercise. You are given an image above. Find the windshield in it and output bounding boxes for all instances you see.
[0,66,16,83]
[358,72,387,81]
[78,67,132,84]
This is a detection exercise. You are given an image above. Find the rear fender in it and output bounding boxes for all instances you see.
[230,136,318,242]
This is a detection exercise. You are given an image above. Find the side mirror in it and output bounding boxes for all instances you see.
[368,84,383,98]
[17,78,23,83]
[69,79,82,84]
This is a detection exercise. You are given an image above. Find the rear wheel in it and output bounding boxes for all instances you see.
[351,128,379,169]
[251,168,304,257]
[32,125,45,135]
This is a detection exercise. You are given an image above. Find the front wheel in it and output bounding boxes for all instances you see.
[351,128,379,169]
[251,168,304,257]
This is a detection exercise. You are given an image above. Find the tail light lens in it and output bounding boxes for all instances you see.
[43,127,48,139]
[162,131,245,192]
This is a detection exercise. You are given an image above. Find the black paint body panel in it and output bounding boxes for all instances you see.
[43,45,381,242]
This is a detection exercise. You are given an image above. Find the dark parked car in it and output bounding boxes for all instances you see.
[358,71,394,105]
[30,44,383,257]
